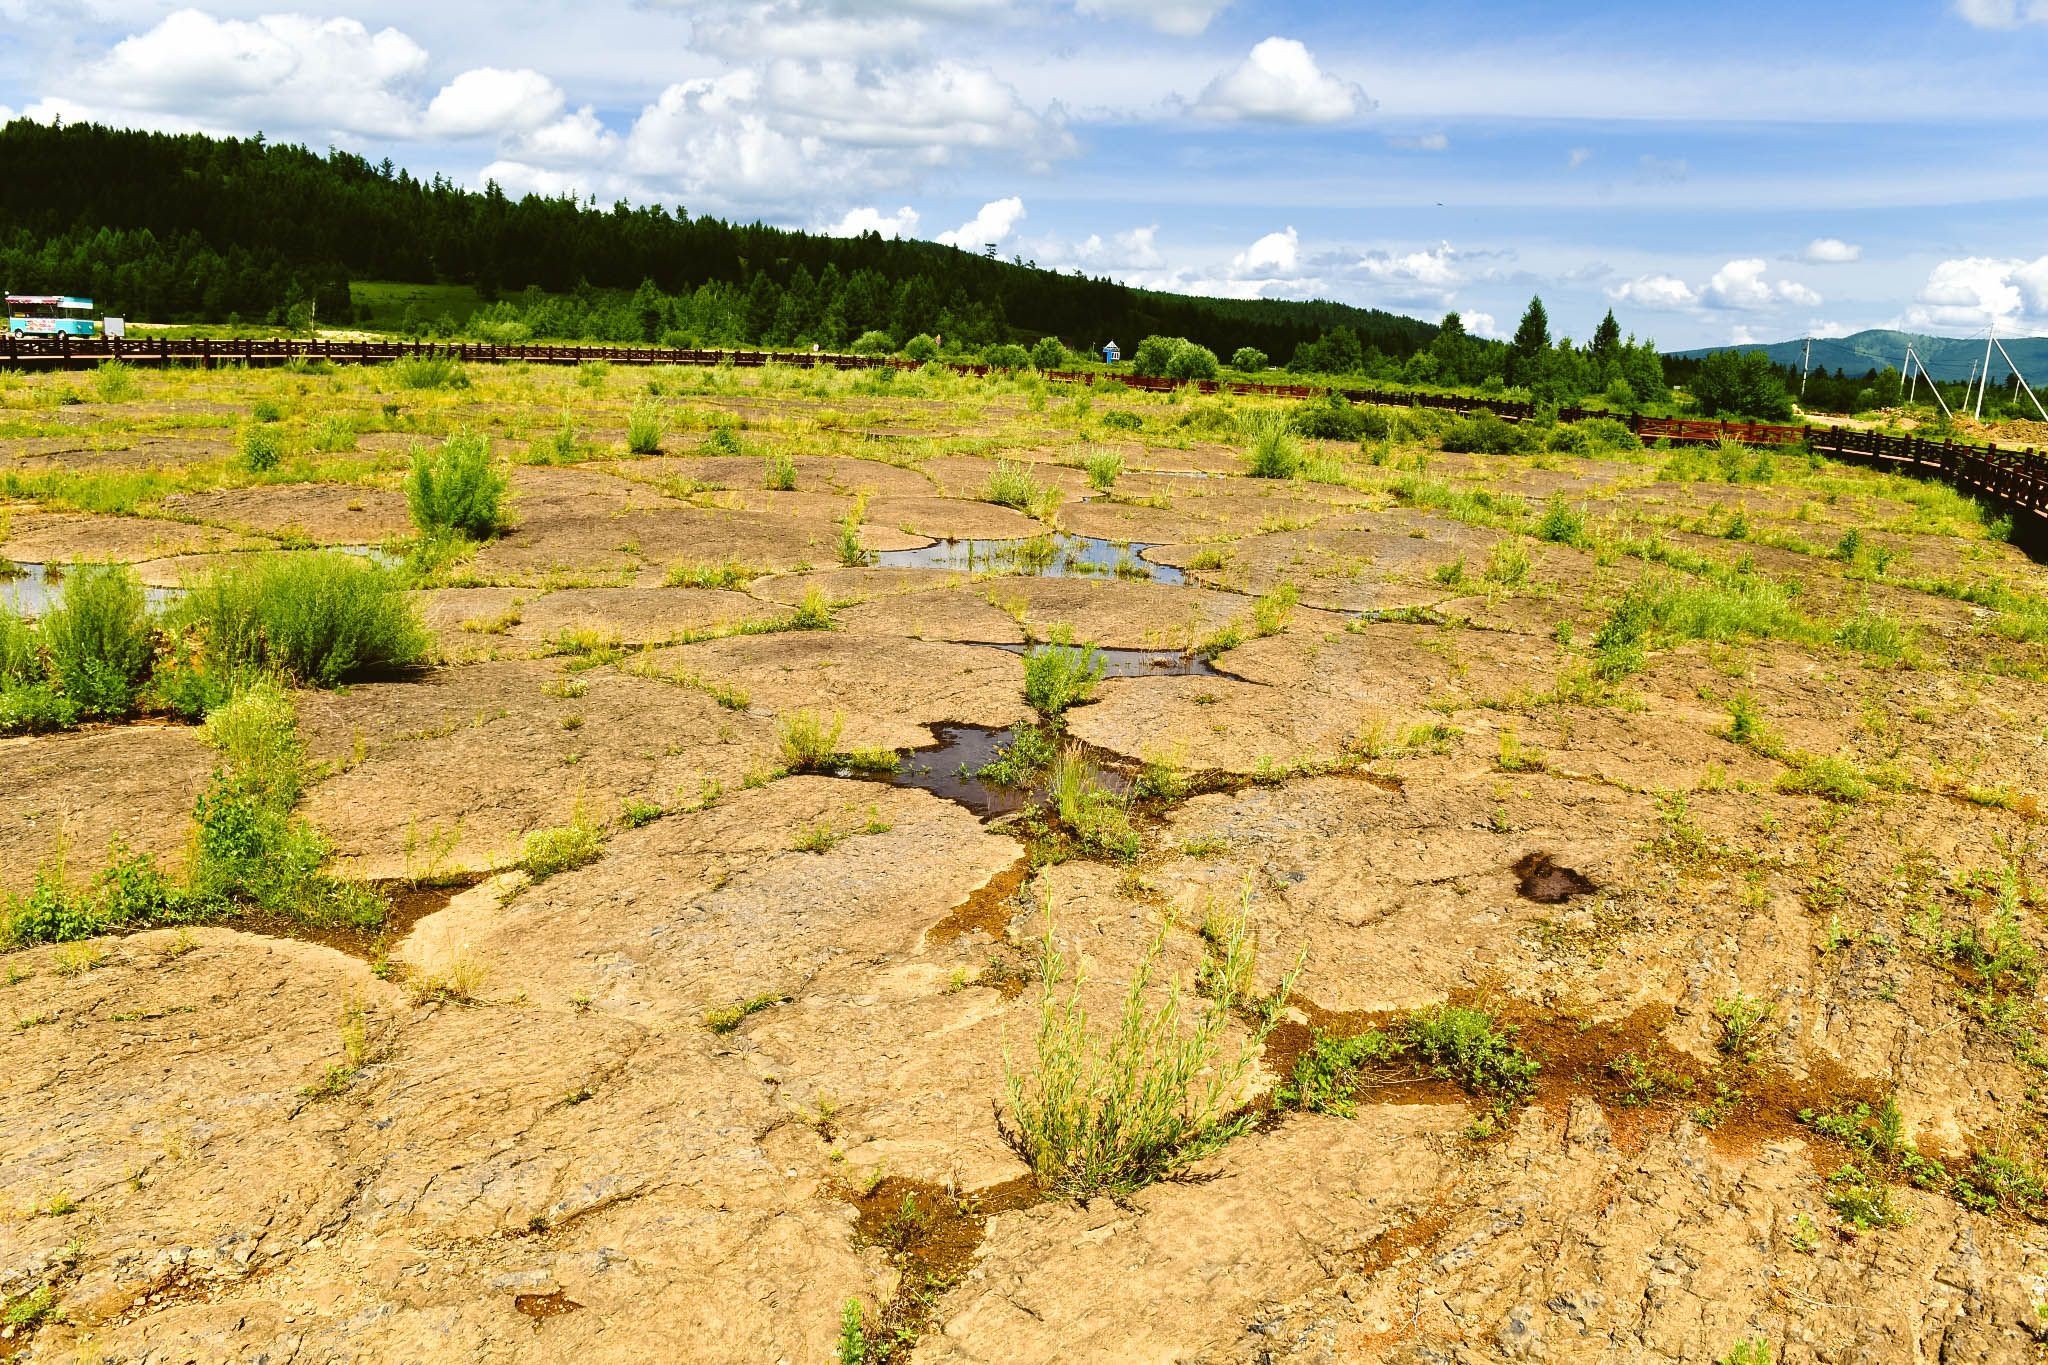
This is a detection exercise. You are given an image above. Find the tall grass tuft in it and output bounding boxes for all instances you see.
[0,602,78,733]
[626,398,665,454]
[172,551,429,688]
[406,429,508,540]
[1022,643,1105,717]
[239,425,285,472]
[92,360,138,403]
[1003,891,1294,1196]
[1081,448,1124,492]
[764,451,798,490]
[983,460,1047,512]
[42,562,154,717]
[1243,412,1304,479]
[390,354,469,390]
[778,708,844,771]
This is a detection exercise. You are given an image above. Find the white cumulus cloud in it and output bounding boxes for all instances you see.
[1607,274,1698,309]
[1702,258,1821,311]
[935,196,1026,248]
[821,205,920,237]
[1194,38,1367,124]
[1904,254,2048,331]
[1802,237,1862,264]
[1232,226,1299,276]
[424,67,564,138]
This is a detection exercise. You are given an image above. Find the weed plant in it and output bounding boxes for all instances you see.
[170,551,428,690]
[406,429,508,539]
[41,562,153,717]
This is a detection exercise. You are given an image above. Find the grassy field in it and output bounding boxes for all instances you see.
[3,353,2047,1361]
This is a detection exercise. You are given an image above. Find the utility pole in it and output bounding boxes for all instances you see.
[1976,326,1995,421]
[1800,336,1813,399]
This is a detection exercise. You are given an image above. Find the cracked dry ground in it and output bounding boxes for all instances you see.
[6,361,2048,1363]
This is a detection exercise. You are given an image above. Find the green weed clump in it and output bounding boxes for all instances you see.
[983,460,1054,515]
[406,429,509,540]
[764,451,798,490]
[188,682,383,930]
[1081,447,1123,491]
[170,552,428,690]
[41,562,154,718]
[1243,413,1304,479]
[239,424,285,472]
[390,355,469,390]
[0,603,78,733]
[1003,896,1292,1196]
[779,708,845,771]
[1023,643,1105,717]
[92,359,137,402]
[519,809,606,880]
[1282,1005,1540,1129]
[1047,745,1141,861]
[627,398,665,454]
[2,841,193,947]
[1534,496,1589,547]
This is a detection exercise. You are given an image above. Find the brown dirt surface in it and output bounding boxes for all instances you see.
[6,361,2048,1364]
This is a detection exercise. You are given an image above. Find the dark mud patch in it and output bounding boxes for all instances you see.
[976,641,1220,678]
[513,1290,584,1322]
[1512,851,1597,904]
[848,1173,1042,1355]
[929,855,1029,946]
[243,877,483,961]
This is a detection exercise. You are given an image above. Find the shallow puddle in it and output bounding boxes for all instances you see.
[874,534,1185,584]
[980,642,1218,677]
[862,721,1130,820]
[2,561,183,616]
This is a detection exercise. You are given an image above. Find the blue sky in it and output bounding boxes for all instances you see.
[3,0,2046,348]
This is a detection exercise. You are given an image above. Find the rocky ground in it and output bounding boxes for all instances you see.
[4,359,2048,1363]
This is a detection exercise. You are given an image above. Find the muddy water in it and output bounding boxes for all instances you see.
[2,561,183,616]
[874,534,1186,585]
[978,642,1219,678]
[864,721,1131,821]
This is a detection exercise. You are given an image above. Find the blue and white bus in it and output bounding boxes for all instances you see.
[6,295,98,337]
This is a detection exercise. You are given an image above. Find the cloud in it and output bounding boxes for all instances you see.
[1194,38,1367,124]
[1953,0,2048,26]
[507,106,621,167]
[688,2,929,59]
[1387,131,1449,151]
[1802,237,1862,264]
[1702,258,1821,310]
[423,67,564,138]
[935,196,1026,248]
[1463,311,1500,338]
[1232,226,1299,276]
[1607,274,1698,309]
[1073,0,1234,35]
[1903,254,2048,331]
[61,9,429,137]
[820,205,920,237]
[1633,154,1689,183]
[1566,147,1592,170]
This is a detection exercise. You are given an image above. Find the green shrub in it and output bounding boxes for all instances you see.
[1023,643,1105,717]
[1535,495,1590,547]
[390,355,469,390]
[92,360,137,402]
[764,451,798,490]
[1243,412,1304,479]
[1402,1004,1540,1108]
[904,334,941,363]
[1289,396,1367,441]
[1131,336,1220,382]
[983,460,1049,512]
[849,330,894,356]
[1230,346,1268,372]
[985,343,1032,370]
[172,551,428,687]
[1483,538,1531,586]
[1440,412,1535,455]
[626,398,665,454]
[1081,447,1123,491]
[1003,897,1290,1195]
[1279,1029,1398,1116]
[787,585,835,630]
[1030,336,1068,370]
[251,398,285,423]
[41,562,154,717]
[778,708,844,771]
[0,605,77,732]
[2,841,194,946]
[238,425,285,472]
[310,414,357,452]
[406,430,508,540]
[519,811,606,880]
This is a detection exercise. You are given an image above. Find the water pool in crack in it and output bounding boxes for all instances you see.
[846,722,1131,820]
[2,561,183,615]
[873,534,1186,585]
[978,642,1220,678]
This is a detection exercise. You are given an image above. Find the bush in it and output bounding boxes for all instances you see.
[1030,336,1068,370]
[520,811,606,880]
[1003,896,1289,1195]
[985,343,1032,370]
[1100,409,1142,432]
[92,360,138,402]
[42,562,154,717]
[764,451,798,491]
[406,430,507,540]
[778,708,844,771]
[1023,643,1105,717]
[239,424,285,472]
[626,398,665,454]
[1243,412,1304,479]
[0,604,77,733]
[390,355,469,390]
[1230,346,1268,373]
[849,330,894,356]
[172,551,429,687]
[3,842,194,946]
[903,334,941,363]
[1130,335,1218,382]
[1535,495,1590,547]
[983,460,1050,512]
[310,414,357,452]
[1289,397,1368,441]
[1081,447,1123,491]
[1441,412,1534,455]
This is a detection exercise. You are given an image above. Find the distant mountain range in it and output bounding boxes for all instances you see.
[1669,329,2048,382]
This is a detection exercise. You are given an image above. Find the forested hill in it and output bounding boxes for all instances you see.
[0,119,1434,357]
